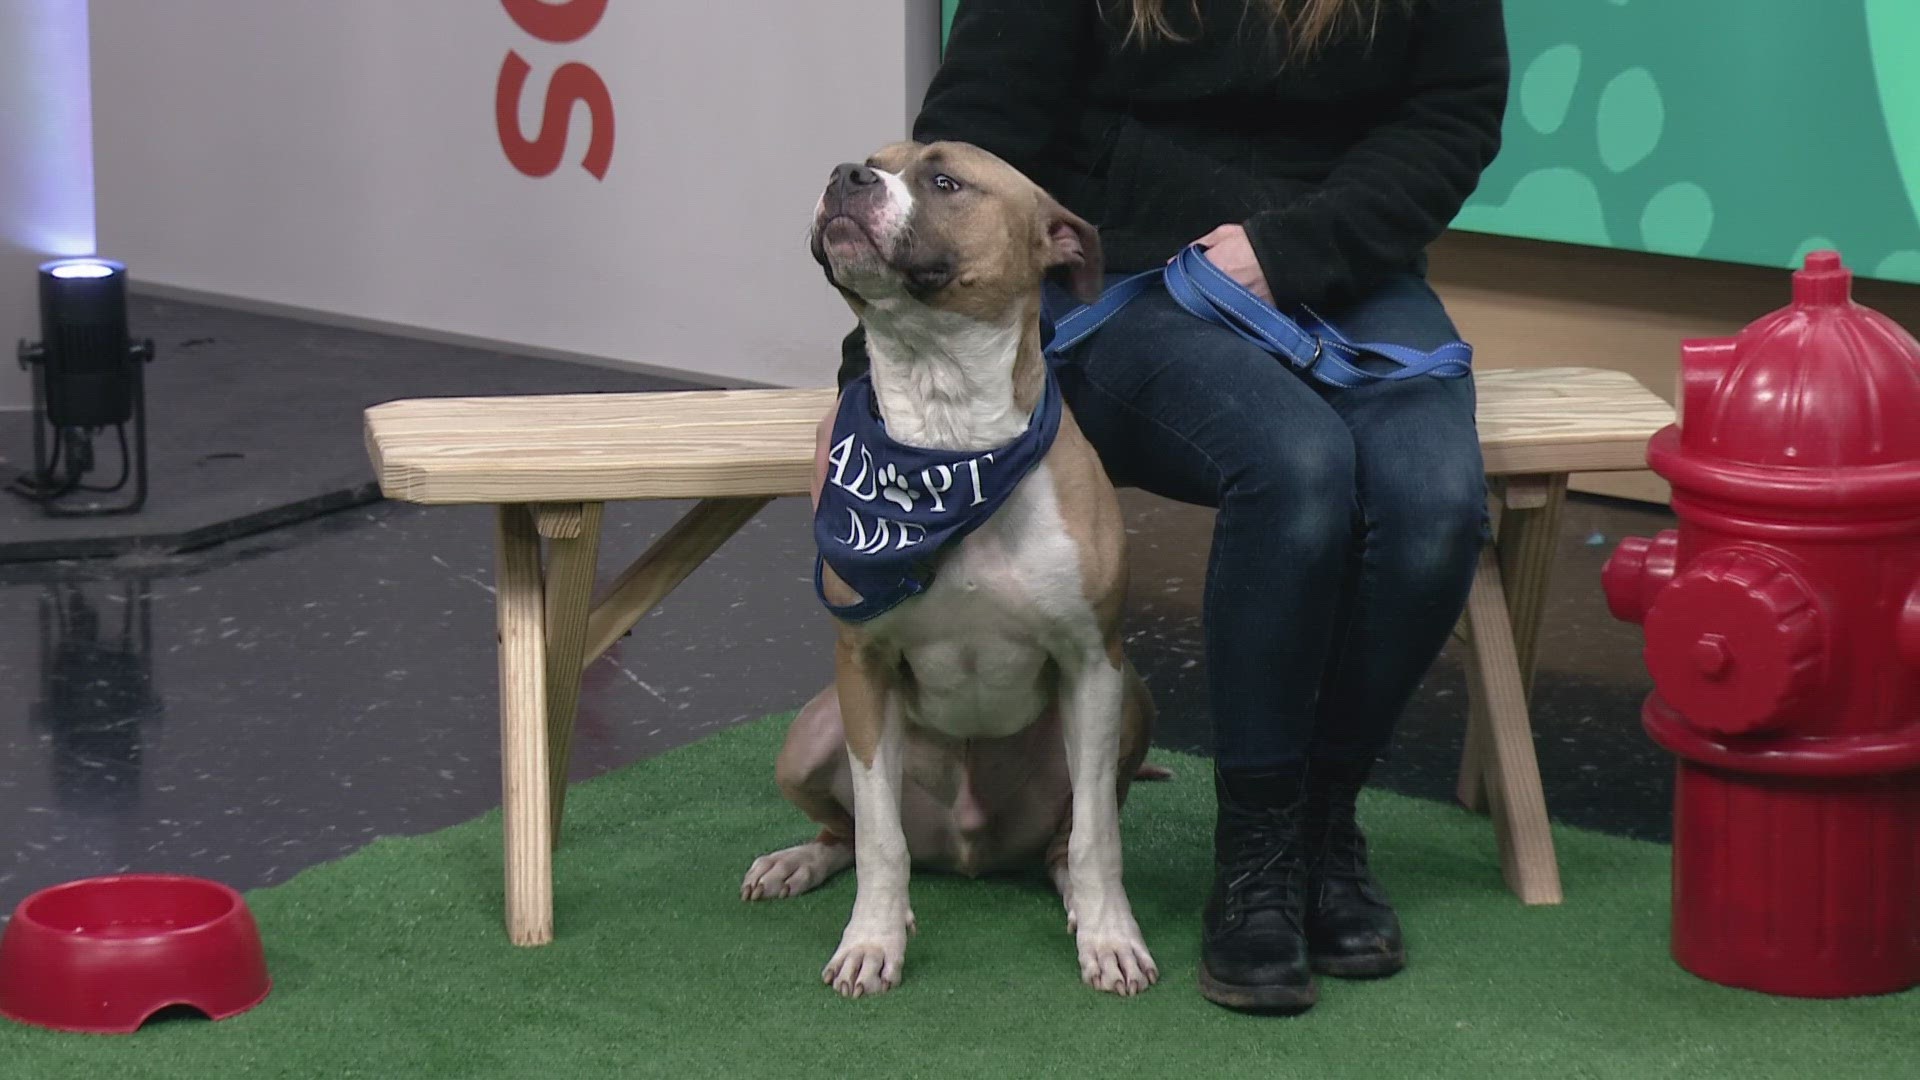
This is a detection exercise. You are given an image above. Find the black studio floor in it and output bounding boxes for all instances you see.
[0,295,1675,916]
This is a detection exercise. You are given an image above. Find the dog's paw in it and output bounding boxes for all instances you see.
[1074,913,1158,997]
[741,840,853,901]
[877,464,918,512]
[822,908,914,998]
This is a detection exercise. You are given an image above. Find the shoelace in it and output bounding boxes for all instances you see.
[1306,815,1391,907]
[1311,817,1372,879]
[1219,809,1309,922]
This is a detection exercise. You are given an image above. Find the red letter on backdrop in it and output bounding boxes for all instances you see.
[500,0,608,43]
[495,51,615,180]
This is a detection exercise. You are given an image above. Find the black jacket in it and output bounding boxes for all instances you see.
[838,0,1509,386]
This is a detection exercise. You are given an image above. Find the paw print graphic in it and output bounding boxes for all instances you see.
[1452,27,1711,260]
[877,464,918,512]
[1451,1,1920,282]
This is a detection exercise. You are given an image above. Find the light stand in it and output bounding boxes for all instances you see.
[12,258,157,516]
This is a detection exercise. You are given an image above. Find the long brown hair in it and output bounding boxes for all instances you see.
[1121,0,1383,55]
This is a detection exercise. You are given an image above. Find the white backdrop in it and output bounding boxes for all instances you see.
[2,0,97,411]
[89,0,942,388]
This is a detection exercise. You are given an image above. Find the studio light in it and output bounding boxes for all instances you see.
[12,257,157,516]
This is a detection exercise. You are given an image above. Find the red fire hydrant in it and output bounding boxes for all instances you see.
[1604,251,1920,999]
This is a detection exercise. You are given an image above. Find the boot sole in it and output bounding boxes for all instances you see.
[1310,947,1406,980]
[1196,962,1319,1014]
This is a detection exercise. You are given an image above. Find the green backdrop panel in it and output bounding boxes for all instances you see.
[1458,0,1920,284]
[937,1,1920,284]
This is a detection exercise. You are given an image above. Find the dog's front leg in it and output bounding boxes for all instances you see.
[1058,643,1158,996]
[822,638,914,998]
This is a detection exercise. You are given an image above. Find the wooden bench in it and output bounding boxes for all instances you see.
[364,367,1674,946]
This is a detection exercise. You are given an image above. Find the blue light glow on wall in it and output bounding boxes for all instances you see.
[3,0,97,257]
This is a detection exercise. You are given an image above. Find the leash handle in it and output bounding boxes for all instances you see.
[1046,244,1472,388]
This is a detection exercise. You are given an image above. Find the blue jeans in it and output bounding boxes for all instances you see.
[1042,273,1488,772]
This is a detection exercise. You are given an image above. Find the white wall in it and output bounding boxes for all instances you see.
[1,0,98,411]
[89,1,941,389]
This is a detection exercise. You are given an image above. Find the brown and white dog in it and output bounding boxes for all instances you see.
[740,141,1161,998]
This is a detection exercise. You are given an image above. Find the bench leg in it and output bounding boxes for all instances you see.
[1456,684,1493,812]
[1494,474,1566,694]
[495,504,554,946]
[583,497,772,666]
[488,496,768,946]
[1463,547,1563,904]
[1459,473,1567,904]
[1457,476,1566,811]
[539,502,604,849]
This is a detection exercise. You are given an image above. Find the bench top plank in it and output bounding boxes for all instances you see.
[364,366,1673,505]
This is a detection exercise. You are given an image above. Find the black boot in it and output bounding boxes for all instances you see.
[1303,763,1406,979]
[1198,765,1317,1014]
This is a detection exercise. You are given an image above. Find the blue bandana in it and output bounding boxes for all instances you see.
[812,360,1064,623]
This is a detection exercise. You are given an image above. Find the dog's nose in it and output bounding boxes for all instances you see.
[830,163,881,191]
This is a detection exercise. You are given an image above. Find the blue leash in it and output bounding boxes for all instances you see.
[1044,244,1473,388]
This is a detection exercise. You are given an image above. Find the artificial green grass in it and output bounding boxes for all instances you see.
[4,715,1915,1079]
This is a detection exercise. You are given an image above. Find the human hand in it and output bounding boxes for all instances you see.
[1192,224,1272,304]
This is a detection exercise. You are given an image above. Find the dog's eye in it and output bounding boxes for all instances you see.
[931,173,963,193]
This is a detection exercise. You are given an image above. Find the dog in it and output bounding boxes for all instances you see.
[740,140,1161,1000]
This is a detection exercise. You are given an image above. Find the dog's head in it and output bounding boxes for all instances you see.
[809,140,1103,321]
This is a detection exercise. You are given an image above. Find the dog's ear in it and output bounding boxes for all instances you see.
[1041,197,1104,304]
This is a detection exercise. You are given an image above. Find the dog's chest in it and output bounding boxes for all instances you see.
[872,463,1096,738]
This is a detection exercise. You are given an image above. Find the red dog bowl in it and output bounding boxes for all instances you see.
[0,875,271,1034]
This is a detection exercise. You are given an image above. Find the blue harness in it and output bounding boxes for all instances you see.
[812,243,1473,621]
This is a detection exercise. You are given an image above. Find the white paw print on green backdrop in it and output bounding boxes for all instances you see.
[1451,0,1920,285]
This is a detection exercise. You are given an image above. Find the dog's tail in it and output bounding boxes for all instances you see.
[1133,761,1174,782]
